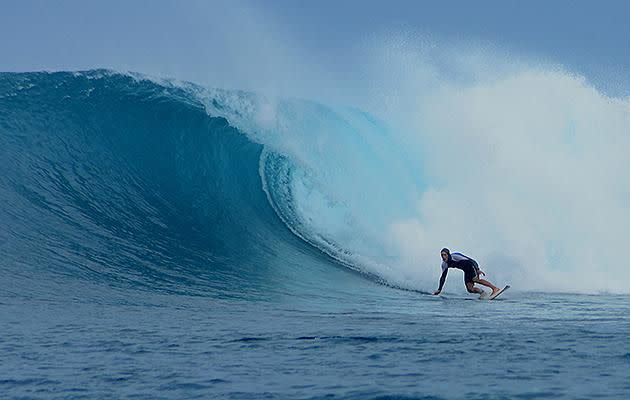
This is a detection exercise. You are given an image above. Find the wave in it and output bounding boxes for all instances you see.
[0,70,385,299]
[2,68,630,296]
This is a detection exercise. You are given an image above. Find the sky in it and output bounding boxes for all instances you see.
[1,0,629,97]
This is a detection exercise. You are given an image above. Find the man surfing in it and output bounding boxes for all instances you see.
[433,248,502,298]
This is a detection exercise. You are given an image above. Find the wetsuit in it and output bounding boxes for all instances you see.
[437,252,480,292]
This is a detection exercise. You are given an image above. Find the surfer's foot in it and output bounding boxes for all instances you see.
[491,288,502,295]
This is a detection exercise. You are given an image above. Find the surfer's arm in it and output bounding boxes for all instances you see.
[434,269,448,294]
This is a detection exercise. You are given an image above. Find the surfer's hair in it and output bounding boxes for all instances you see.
[441,248,450,255]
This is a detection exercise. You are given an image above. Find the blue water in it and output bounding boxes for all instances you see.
[1,71,629,399]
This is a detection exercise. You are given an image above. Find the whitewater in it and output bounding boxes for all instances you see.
[1,70,630,399]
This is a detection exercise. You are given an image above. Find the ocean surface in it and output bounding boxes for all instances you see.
[1,71,629,399]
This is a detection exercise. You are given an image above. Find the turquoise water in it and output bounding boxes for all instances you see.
[1,71,629,399]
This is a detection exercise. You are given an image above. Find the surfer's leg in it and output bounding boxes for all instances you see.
[463,267,482,293]
[465,282,482,294]
[473,277,500,294]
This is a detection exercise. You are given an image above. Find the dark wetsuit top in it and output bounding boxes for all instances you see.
[437,252,480,291]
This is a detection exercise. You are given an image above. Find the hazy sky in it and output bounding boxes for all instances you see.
[1,0,629,96]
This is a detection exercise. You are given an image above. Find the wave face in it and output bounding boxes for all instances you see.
[3,69,630,297]
[0,70,391,299]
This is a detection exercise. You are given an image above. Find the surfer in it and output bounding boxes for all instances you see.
[433,248,501,297]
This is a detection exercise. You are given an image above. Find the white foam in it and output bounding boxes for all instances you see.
[183,27,630,294]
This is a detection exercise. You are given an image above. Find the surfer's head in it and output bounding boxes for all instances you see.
[440,248,450,261]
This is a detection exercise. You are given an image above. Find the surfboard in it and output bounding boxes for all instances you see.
[489,285,510,300]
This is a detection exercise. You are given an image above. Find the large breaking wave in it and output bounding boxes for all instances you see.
[0,70,412,300]
[1,69,630,296]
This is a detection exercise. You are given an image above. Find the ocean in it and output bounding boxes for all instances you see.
[1,70,629,399]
